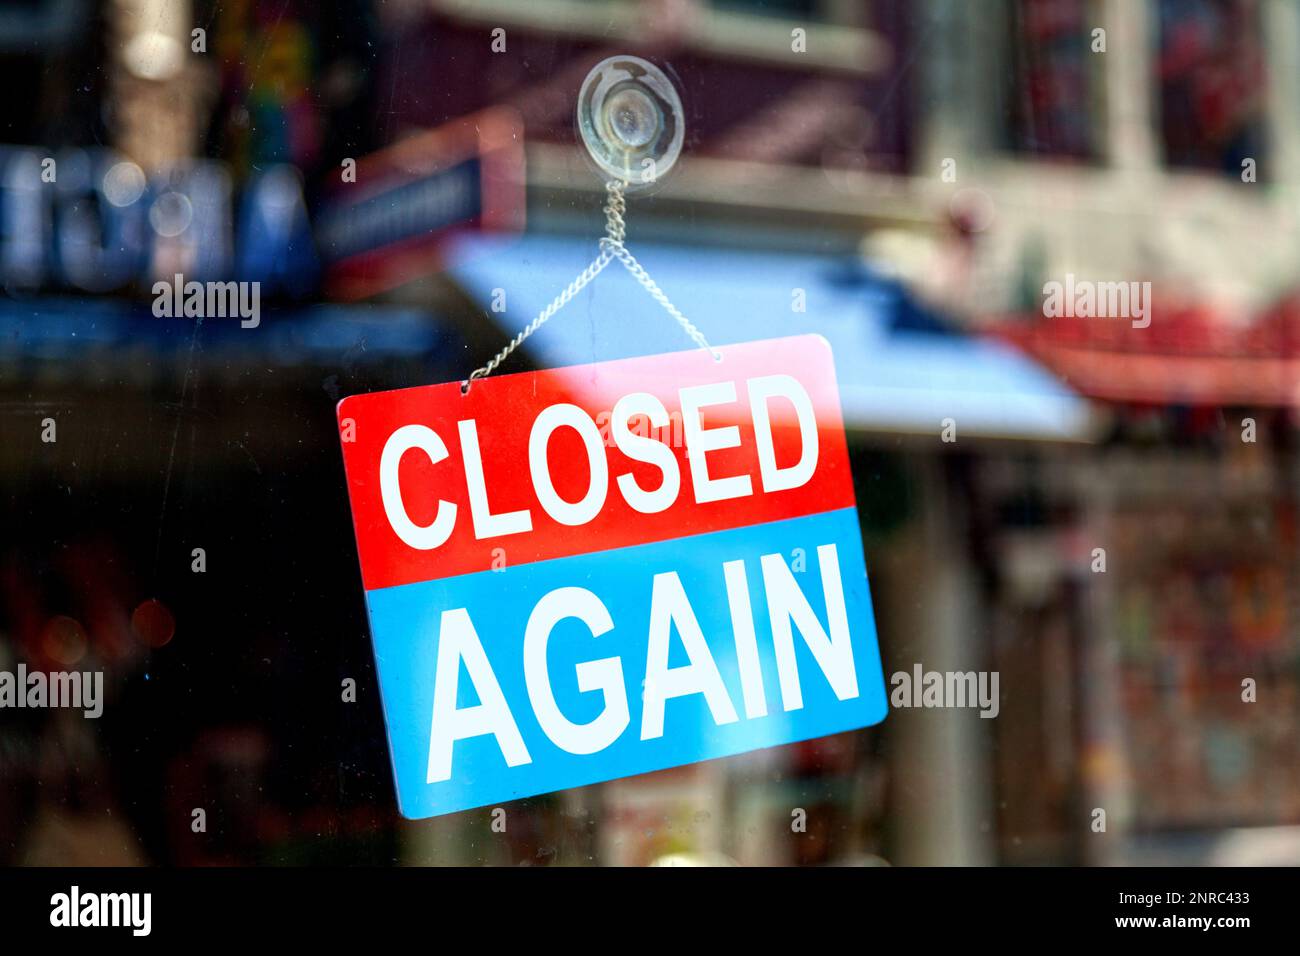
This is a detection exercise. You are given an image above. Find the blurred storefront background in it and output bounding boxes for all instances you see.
[3,0,1300,866]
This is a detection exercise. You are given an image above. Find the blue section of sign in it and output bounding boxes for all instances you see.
[364,506,887,819]
[316,158,482,262]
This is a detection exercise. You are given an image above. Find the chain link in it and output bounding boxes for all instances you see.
[464,180,719,392]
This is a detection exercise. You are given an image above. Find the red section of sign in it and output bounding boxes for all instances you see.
[338,335,855,591]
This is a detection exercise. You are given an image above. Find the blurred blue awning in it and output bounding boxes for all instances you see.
[448,234,1094,442]
[0,296,456,368]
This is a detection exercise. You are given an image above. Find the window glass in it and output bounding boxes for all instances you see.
[1155,0,1267,174]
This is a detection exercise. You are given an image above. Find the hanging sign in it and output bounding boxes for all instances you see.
[315,108,525,302]
[337,335,887,819]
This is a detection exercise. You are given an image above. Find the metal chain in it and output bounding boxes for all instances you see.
[602,240,719,357]
[464,248,613,389]
[603,177,627,244]
[465,179,719,392]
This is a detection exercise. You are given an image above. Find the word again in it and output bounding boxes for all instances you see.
[425,543,856,783]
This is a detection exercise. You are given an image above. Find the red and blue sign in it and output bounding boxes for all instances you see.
[338,335,887,819]
[316,108,525,302]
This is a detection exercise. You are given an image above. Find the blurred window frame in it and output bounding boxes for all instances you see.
[430,0,888,74]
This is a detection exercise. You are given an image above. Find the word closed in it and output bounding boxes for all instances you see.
[338,335,887,818]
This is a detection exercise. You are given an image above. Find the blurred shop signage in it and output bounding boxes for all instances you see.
[0,108,522,303]
[337,335,888,819]
[315,108,524,301]
[0,147,319,299]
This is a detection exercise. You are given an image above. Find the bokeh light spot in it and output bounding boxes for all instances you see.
[131,599,176,648]
[41,616,88,666]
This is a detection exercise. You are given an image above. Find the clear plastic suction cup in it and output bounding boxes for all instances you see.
[577,55,684,190]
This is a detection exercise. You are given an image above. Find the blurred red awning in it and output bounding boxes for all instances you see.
[985,294,1300,407]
